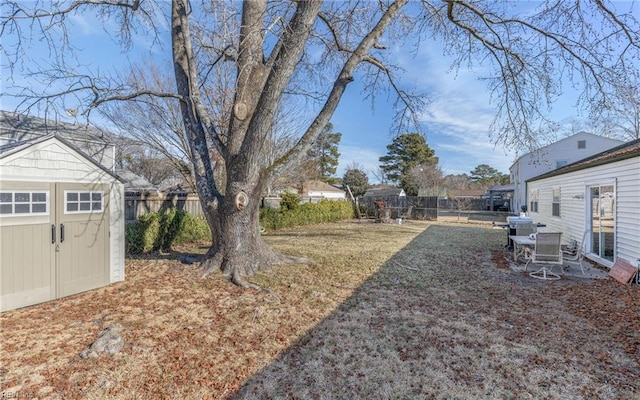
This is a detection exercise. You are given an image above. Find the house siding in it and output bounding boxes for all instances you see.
[511,132,623,213]
[527,156,640,267]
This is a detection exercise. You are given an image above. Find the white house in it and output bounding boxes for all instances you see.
[0,131,125,311]
[510,132,623,213]
[526,139,640,270]
[301,180,346,200]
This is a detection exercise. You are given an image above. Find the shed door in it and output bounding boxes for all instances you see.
[1,182,110,311]
[56,183,110,298]
[0,183,56,311]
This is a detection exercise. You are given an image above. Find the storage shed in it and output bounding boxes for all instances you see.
[0,134,125,311]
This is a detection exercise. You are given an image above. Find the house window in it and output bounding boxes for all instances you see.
[0,191,49,216]
[556,160,568,168]
[578,140,586,149]
[552,188,561,217]
[65,191,103,213]
[529,190,539,213]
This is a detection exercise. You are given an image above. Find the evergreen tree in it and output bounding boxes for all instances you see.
[469,164,508,188]
[307,123,341,182]
[343,168,369,197]
[379,133,437,194]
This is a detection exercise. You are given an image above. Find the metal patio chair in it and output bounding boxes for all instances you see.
[563,230,590,275]
[525,232,563,280]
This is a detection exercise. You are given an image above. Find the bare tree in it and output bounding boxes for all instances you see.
[2,0,640,287]
[100,65,200,191]
[406,162,444,197]
[443,174,477,191]
[599,72,640,140]
[370,167,390,186]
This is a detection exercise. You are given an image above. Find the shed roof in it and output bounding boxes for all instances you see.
[0,110,112,146]
[527,139,640,182]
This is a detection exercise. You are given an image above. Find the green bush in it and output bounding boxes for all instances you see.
[125,209,210,254]
[260,199,354,231]
[126,200,354,254]
[280,191,301,211]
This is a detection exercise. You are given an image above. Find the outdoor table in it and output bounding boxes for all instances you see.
[509,235,535,261]
[497,222,546,250]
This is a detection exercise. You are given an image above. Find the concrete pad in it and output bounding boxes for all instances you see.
[509,257,609,280]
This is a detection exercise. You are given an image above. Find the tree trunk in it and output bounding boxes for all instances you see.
[201,182,305,286]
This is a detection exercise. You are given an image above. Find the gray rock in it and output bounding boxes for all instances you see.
[80,324,124,358]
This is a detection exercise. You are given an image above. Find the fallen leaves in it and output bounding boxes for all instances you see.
[0,221,638,399]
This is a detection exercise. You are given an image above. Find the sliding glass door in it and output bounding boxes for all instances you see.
[589,185,615,262]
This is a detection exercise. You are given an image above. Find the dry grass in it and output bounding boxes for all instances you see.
[1,220,639,399]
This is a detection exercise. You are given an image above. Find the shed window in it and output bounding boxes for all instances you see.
[578,140,586,149]
[65,191,103,213]
[552,188,561,217]
[0,191,49,216]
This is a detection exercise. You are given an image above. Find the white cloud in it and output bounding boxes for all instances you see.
[68,14,101,35]
[424,98,516,175]
[402,46,517,175]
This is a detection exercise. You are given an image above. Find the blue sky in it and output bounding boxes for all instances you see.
[2,1,634,182]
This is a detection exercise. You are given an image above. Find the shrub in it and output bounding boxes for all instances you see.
[260,199,354,231]
[280,191,301,211]
[126,200,354,254]
[125,209,210,254]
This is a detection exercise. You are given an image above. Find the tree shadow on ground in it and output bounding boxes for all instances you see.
[229,224,640,400]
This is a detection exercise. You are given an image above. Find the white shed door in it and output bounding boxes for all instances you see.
[1,182,110,311]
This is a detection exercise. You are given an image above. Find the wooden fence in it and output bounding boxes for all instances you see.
[125,193,204,223]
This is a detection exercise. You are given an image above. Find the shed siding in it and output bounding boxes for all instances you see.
[528,156,640,267]
[0,138,125,289]
[110,183,125,282]
[1,142,112,183]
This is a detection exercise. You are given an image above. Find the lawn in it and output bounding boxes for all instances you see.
[1,220,639,399]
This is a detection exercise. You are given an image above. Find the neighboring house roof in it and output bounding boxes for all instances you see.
[302,180,346,195]
[116,169,158,192]
[448,189,484,198]
[0,110,112,145]
[363,186,406,197]
[0,134,123,182]
[528,139,640,182]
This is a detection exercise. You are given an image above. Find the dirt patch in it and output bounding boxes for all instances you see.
[1,220,638,399]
